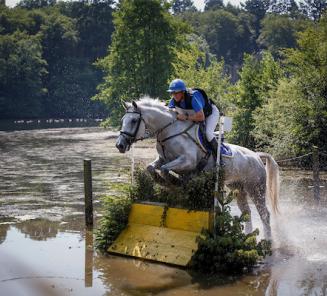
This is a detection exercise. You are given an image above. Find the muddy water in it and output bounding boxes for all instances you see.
[0,126,327,296]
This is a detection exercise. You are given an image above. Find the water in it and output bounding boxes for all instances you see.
[0,125,327,295]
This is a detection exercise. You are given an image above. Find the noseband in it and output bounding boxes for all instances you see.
[119,110,145,145]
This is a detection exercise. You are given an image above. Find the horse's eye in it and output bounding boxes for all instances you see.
[131,118,137,124]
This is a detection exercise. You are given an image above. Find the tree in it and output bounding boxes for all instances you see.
[229,52,283,148]
[94,0,185,125]
[242,0,270,39]
[258,15,308,57]
[171,34,233,110]
[0,31,47,118]
[252,78,305,157]
[299,0,327,21]
[269,0,300,18]
[253,16,327,156]
[283,16,327,151]
[59,1,115,60]
[193,10,254,66]
[17,0,56,9]
[204,0,224,11]
[171,0,196,14]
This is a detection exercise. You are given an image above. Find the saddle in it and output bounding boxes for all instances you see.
[195,124,233,157]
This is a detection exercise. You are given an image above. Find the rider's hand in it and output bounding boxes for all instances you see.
[177,113,188,121]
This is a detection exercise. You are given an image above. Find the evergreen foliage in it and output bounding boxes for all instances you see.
[94,0,185,125]
[258,15,309,58]
[1,0,326,157]
[190,208,271,274]
[171,0,196,14]
[0,2,112,119]
[229,52,283,148]
[253,16,327,156]
[95,182,132,251]
[299,0,327,21]
[0,31,47,118]
[171,35,233,111]
[131,167,215,210]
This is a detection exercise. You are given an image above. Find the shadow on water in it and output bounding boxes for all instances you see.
[1,125,327,295]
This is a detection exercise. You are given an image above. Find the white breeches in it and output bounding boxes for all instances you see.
[205,105,219,141]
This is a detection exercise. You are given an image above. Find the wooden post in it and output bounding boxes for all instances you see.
[312,146,320,203]
[84,159,93,227]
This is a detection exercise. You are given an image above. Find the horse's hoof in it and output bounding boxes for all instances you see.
[160,167,169,175]
[147,165,155,174]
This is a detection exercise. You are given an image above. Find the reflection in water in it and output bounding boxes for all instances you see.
[85,229,93,288]
[15,219,59,241]
[93,253,273,296]
[0,224,9,245]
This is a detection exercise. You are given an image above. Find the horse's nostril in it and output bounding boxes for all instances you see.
[116,142,125,151]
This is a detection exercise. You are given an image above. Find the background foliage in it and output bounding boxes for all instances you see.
[1,0,327,156]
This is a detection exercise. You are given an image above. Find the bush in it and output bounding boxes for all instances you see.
[95,193,132,251]
[189,203,271,274]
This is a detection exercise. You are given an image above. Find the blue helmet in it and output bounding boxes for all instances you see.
[167,79,186,93]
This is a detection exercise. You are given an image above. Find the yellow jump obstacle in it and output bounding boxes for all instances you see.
[108,202,210,266]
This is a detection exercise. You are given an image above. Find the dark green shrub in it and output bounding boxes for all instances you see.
[95,195,132,251]
[189,202,271,274]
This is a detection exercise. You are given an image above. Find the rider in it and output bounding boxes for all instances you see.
[167,79,220,159]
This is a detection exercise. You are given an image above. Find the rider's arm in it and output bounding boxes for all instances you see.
[188,110,205,122]
[189,90,205,122]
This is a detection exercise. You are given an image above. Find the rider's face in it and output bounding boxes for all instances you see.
[171,91,184,102]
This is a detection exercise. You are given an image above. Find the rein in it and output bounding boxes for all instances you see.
[120,109,203,159]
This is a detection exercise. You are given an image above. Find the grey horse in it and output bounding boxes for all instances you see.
[116,97,279,239]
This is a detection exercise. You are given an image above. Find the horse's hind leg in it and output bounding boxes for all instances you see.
[248,184,271,239]
[235,188,253,234]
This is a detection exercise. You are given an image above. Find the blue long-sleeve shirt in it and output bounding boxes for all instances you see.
[168,89,205,113]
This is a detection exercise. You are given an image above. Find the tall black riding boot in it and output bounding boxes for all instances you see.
[209,137,218,160]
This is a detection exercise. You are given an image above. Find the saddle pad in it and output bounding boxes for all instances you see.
[220,142,233,157]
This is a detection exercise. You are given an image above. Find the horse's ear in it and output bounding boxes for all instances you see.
[132,100,138,109]
[121,100,131,110]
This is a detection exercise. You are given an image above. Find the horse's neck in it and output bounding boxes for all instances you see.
[142,107,175,132]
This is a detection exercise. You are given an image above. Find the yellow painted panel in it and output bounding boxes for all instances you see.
[165,207,209,232]
[108,203,211,266]
[128,203,164,227]
[108,224,199,266]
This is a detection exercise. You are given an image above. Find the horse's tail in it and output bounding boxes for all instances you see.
[257,152,280,214]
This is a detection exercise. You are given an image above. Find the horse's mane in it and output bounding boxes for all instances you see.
[137,96,169,113]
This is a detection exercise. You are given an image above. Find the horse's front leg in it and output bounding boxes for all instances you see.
[147,156,164,175]
[160,155,196,173]
[146,157,169,184]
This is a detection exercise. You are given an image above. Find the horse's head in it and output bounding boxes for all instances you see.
[116,100,146,153]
